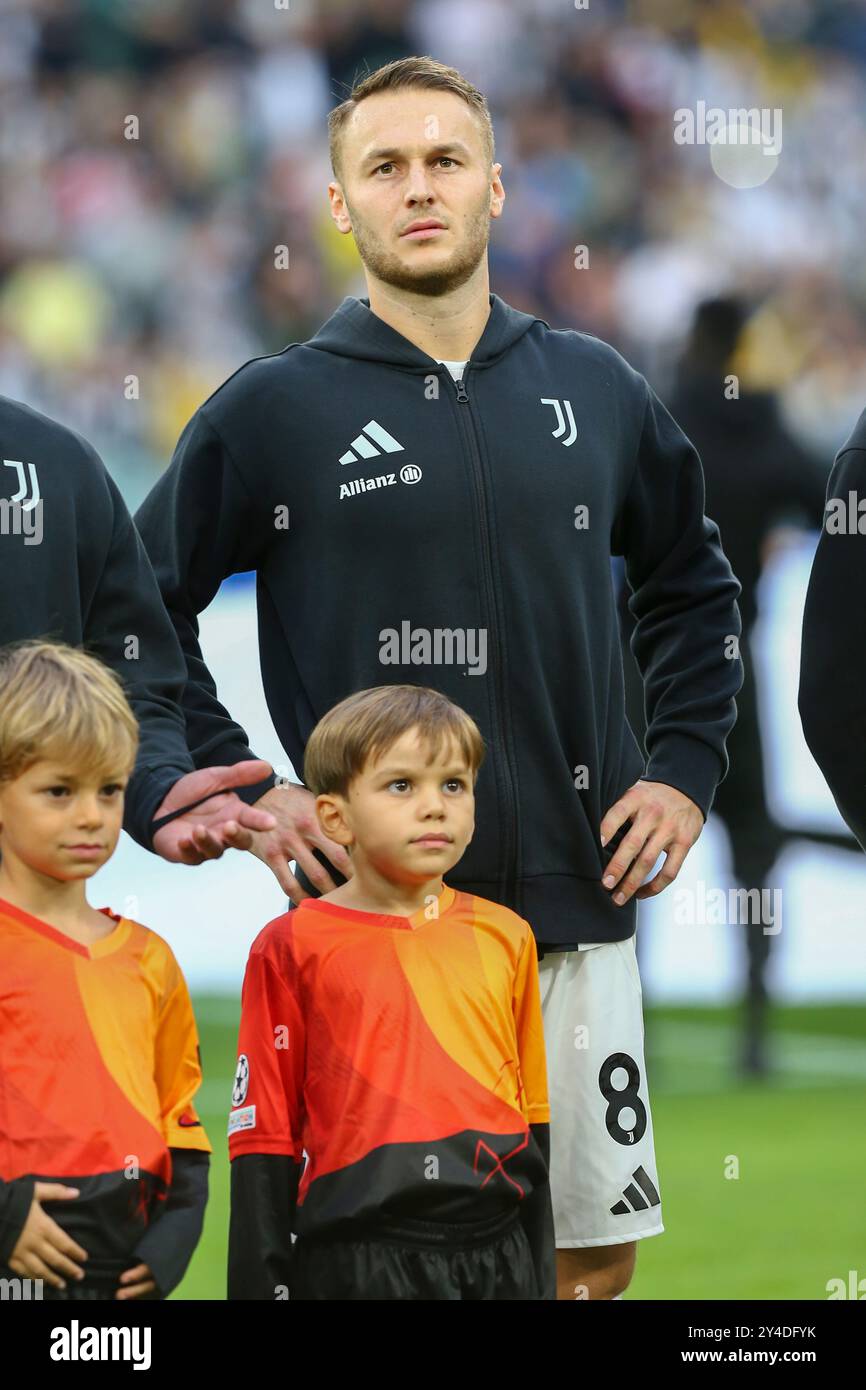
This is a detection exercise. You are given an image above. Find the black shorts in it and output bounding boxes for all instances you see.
[290,1206,544,1301]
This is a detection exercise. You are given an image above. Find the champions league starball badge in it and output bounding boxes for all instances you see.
[231,1053,250,1107]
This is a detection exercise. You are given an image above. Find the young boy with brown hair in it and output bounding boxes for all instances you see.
[0,640,211,1300]
[228,683,555,1300]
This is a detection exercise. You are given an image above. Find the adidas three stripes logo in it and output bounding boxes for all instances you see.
[339,420,405,466]
[610,1165,661,1216]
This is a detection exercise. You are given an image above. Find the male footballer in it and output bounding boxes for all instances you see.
[132,56,743,1300]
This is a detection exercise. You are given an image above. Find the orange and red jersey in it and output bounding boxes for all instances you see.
[229,882,550,1234]
[0,896,211,1268]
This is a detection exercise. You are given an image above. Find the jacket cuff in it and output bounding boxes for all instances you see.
[232,769,279,808]
[642,734,726,821]
[0,1177,35,1265]
[133,752,279,850]
[192,742,279,809]
[124,763,196,854]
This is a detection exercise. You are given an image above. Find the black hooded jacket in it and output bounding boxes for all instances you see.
[131,293,743,948]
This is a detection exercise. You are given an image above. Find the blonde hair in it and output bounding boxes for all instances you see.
[328,55,495,187]
[0,640,139,785]
[303,684,485,797]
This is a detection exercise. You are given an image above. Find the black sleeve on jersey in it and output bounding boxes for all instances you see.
[132,1149,209,1297]
[133,408,276,827]
[0,1176,35,1265]
[228,1153,300,1300]
[613,380,744,817]
[520,1123,557,1300]
[88,466,196,852]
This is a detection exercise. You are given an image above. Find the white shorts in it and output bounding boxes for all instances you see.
[538,937,664,1248]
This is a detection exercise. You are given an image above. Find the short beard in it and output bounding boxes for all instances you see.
[345,196,491,298]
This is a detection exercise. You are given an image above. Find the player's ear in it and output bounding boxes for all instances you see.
[314,793,352,846]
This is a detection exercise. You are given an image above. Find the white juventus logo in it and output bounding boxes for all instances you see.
[3,459,40,510]
[339,420,405,466]
[540,398,577,447]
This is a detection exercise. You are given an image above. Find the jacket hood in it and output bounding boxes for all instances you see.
[306,292,542,369]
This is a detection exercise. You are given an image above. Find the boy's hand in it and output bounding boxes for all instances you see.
[599,780,703,905]
[8,1182,88,1289]
[246,782,354,899]
[116,1262,157,1299]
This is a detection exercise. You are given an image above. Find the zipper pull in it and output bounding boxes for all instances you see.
[453,375,468,403]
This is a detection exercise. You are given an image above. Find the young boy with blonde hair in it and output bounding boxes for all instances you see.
[0,640,211,1301]
[228,684,555,1300]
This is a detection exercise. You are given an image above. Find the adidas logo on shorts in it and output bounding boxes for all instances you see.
[610,1165,660,1216]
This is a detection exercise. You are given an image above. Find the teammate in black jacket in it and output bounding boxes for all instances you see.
[0,394,276,1273]
[133,57,743,1300]
[799,409,866,850]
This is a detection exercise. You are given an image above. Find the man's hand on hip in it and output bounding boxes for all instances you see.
[151,761,278,864]
[245,782,354,900]
[599,780,704,906]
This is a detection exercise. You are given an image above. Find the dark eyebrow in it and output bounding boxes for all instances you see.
[362,142,471,168]
[376,765,471,778]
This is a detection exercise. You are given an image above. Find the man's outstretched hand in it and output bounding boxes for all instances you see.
[245,782,354,900]
[151,761,278,864]
[599,779,704,906]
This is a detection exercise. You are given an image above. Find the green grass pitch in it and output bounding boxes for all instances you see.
[174,999,866,1300]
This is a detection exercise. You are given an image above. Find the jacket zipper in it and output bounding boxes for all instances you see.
[449,368,520,912]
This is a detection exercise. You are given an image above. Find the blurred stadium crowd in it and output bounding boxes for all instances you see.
[1,0,865,505]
